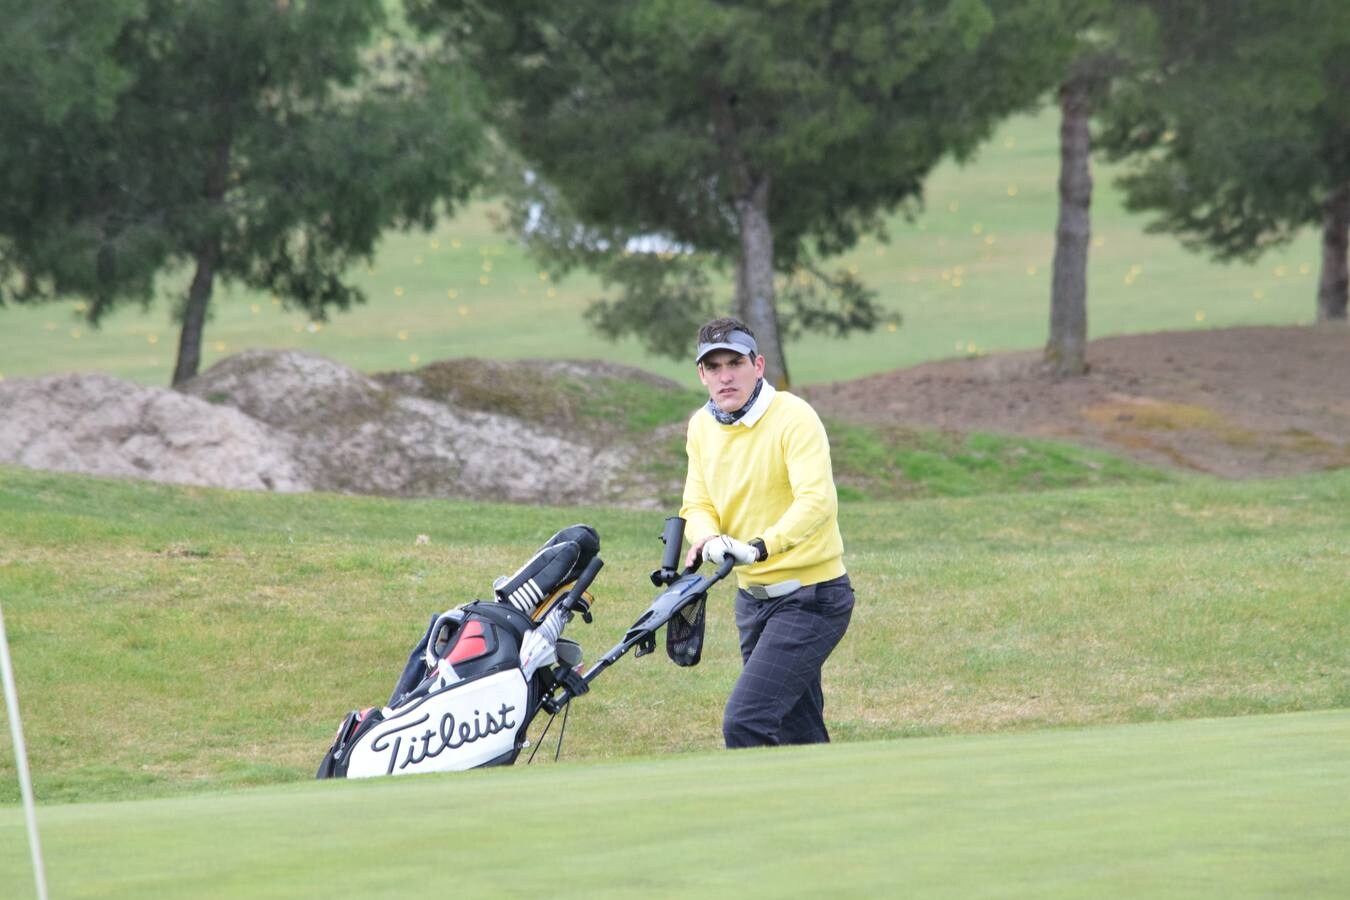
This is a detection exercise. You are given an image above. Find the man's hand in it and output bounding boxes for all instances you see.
[685,534,714,569]
[702,535,759,567]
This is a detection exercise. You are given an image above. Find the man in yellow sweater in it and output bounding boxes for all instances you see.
[680,317,855,748]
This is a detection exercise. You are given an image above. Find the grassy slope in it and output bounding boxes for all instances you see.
[0,110,1323,388]
[2,711,1347,898]
[1,464,1346,805]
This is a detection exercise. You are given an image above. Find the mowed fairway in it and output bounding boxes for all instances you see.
[1,711,1346,898]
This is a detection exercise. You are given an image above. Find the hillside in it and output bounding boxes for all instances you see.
[2,326,1347,504]
[808,325,1350,478]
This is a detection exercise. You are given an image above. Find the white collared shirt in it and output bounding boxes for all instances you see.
[735,381,776,427]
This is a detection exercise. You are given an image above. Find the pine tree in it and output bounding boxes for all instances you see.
[412,0,1076,386]
[0,0,485,386]
[1098,0,1350,321]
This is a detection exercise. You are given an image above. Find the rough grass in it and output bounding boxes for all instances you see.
[1,464,1346,805]
[828,423,1175,499]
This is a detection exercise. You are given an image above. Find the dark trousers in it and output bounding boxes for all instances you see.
[723,574,854,748]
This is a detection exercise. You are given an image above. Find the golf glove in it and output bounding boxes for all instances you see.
[518,606,567,680]
[703,535,759,567]
[518,629,558,681]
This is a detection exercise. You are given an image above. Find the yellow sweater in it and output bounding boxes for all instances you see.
[680,389,845,589]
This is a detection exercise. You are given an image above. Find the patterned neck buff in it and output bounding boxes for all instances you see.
[705,378,765,425]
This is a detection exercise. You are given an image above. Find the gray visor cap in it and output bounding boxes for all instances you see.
[695,330,758,363]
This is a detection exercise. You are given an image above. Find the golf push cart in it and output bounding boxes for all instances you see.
[316,517,732,779]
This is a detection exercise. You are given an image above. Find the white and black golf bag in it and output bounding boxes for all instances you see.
[316,525,601,779]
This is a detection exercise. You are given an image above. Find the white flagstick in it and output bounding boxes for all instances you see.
[0,601,49,900]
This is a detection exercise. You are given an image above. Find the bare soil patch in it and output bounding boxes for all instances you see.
[805,325,1350,478]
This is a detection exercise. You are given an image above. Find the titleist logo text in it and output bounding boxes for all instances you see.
[368,702,518,775]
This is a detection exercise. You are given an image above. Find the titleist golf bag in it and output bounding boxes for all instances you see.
[316,524,602,779]
[315,517,734,780]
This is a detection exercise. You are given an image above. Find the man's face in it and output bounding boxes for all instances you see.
[698,349,765,413]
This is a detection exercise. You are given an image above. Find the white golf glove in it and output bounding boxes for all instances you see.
[702,535,759,567]
[518,629,558,681]
[518,606,567,680]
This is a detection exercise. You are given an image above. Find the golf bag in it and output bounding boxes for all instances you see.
[316,516,734,780]
[316,524,601,779]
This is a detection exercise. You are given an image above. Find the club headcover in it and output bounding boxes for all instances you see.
[494,524,600,617]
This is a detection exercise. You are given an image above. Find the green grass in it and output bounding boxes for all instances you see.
[0,109,1323,389]
[570,377,704,435]
[404,357,704,436]
[828,423,1175,500]
[1,464,1346,805]
[2,711,1346,898]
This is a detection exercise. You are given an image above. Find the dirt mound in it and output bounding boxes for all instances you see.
[805,325,1350,477]
[0,350,671,506]
[0,372,308,491]
[377,357,680,427]
[188,350,662,504]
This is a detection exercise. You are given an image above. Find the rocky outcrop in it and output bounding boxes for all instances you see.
[0,350,662,505]
[0,372,308,492]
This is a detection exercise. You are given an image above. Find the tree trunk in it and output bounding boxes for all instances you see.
[734,176,789,388]
[1318,182,1349,322]
[172,240,219,388]
[172,139,231,388]
[734,253,749,322]
[1045,75,1093,376]
[708,87,789,387]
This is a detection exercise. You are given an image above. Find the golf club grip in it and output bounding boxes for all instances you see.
[561,556,604,612]
[682,553,737,579]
